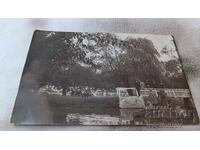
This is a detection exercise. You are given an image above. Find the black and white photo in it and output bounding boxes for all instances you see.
[11,30,199,125]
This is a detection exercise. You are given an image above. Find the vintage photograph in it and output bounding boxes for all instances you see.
[11,30,199,125]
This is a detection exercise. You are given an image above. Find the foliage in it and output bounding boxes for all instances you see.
[23,31,188,95]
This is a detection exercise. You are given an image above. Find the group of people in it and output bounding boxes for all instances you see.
[70,87,91,99]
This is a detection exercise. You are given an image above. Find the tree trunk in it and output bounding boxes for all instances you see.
[62,87,67,96]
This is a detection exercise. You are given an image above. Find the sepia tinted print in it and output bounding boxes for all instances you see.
[11,30,199,125]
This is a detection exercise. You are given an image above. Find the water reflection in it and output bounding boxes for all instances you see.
[53,106,199,126]
[66,113,129,125]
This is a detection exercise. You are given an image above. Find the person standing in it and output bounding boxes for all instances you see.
[135,80,141,97]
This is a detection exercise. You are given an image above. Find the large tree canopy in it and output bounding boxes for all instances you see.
[22,31,188,95]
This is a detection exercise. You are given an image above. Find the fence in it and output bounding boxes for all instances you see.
[140,88,191,98]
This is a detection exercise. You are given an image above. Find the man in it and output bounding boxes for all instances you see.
[158,90,167,106]
[135,80,141,97]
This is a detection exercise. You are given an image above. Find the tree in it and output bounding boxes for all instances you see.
[32,32,114,95]
[93,37,165,88]
[119,38,165,87]
[23,31,93,95]
[23,31,170,95]
[164,59,189,88]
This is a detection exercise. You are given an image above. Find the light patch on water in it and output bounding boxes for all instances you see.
[66,113,130,125]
